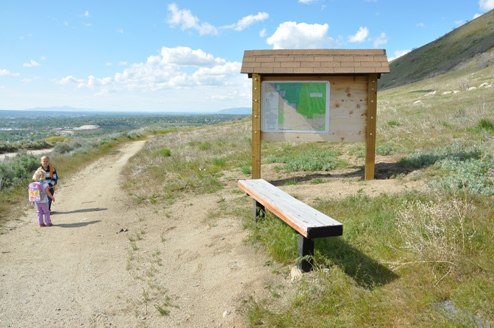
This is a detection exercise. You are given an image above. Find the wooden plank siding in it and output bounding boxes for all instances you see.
[241,49,390,76]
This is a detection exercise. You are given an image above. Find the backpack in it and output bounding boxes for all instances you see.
[28,182,45,203]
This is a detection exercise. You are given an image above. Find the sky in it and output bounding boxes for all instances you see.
[1,1,493,113]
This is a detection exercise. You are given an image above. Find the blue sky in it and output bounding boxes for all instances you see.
[1,1,493,113]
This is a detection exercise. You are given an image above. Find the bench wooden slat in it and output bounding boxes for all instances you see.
[238,179,343,239]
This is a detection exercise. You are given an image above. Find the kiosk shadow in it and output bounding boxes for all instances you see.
[54,208,108,215]
[317,237,399,290]
[269,160,423,186]
[55,220,101,228]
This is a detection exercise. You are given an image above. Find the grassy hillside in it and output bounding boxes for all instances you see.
[379,9,494,90]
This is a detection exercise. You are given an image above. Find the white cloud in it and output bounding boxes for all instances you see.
[86,75,112,88]
[84,10,90,17]
[167,4,268,35]
[49,45,253,111]
[348,27,369,43]
[479,0,494,11]
[474,13,482,19]
[57,76,84,85]
[389,50,410,61]
[416,23,425,27]
[259,28,266,37]
[167,3,218,35]
[159,46,226,67]
[57,46,243,94]
[266,22,330,49]
[23,60,40,68]
[298,0,318,3]
[0,69,20,76]
[373,32,388,48]
[232,12,269,31]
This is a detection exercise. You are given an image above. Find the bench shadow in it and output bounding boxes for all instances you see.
[316,237,399,290]
[54,220,101,228]
[54,208,108,215]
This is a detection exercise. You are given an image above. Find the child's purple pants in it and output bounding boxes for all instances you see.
[35,203,51,225]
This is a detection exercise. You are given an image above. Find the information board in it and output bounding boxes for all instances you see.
[261,81,330,133]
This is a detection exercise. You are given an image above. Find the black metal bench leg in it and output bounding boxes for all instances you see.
[254,200,265,221]
[298,234,314,272]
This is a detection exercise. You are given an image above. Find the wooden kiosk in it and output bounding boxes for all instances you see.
[240,49,390,180]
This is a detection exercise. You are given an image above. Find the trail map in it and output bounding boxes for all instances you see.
[261,81,330,133]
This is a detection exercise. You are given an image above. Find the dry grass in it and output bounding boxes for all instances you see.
[124,120,252,204]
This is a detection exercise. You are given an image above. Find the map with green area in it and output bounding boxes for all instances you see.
[261,81,330,133]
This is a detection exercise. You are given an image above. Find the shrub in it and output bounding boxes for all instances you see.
[0,154,40,190]
[267,149,343,172]
[45,136,67,144]
[376,144,393,156]
[429,157,494,195]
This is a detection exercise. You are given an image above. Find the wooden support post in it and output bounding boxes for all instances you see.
[365,73,378,180]
[297,234,314,272]
[251,74,262,179]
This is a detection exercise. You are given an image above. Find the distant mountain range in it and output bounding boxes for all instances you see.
[216,107,251,115]
[0,106,252,115]
[26,106,99,112]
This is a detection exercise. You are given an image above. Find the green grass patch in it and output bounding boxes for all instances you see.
[243,191,494,326]
[153,148,171,157]
[471,118,494,134]
[266,144,345,172]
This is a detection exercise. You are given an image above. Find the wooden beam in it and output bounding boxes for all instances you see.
[365,74,378,180]
[298,235,314,272]
[251,74,262,179]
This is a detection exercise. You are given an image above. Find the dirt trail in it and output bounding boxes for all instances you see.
[0,140,276,327]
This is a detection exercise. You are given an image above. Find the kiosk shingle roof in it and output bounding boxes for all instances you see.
[240,49,390,76]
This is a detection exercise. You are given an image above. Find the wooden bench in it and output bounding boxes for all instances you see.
[238,179,343,272]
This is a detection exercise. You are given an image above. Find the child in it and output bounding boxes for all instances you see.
[31,168,55,227]
[40,155,58,213]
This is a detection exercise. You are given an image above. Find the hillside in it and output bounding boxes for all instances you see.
[379,9,494,90]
